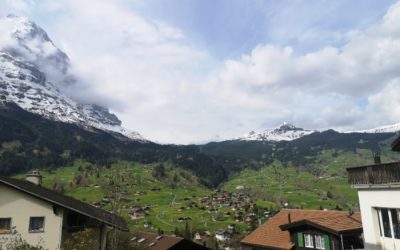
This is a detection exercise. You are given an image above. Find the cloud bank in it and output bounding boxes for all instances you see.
[203,1,400,135]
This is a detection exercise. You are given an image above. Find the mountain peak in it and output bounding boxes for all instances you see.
[1,14,70,76]
[0,15,146,142]
[277,121,298,131]
[238,122,317,141]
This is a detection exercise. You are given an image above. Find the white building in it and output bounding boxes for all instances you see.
[347,138,400,250]
[0,172,128,250]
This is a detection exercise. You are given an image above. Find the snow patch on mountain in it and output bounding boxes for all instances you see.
[348,123,400,134]
[238,122,317,141]
[0,15,146,142]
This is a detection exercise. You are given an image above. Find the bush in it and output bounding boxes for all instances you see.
[62,228,96,250]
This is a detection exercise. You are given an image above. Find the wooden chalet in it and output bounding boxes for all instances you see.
[240,209,363,250]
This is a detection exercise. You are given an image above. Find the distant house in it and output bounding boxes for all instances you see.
[129,232,210,250]
[129,206,149,220]
[241,209,363,250]
[347,136,400,250]
[0,172,128,250]
[215,229,231,242]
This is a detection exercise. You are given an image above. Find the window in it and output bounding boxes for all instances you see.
[391,209,400,239]
[377,208,400,239]
[304,233,314,248]
[0,218,11,234]
[315,235,325,250]
[29,217,45,233]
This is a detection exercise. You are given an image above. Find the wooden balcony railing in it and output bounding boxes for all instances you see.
[347,161,400,185]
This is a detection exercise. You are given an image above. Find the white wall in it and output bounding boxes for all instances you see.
[357,187,400,250]
[0,184,64,250]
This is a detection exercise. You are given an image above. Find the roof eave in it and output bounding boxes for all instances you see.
[0,178,128,231]
[280,220,361,236]
[240,241,293,250]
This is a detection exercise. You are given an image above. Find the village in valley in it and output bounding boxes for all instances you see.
[42,162,277,249]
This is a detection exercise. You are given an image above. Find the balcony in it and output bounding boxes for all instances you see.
[347,161,400,185]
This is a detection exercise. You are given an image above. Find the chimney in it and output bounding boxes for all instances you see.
[373,152,381,164]
[26,170,42,185]
[288,213,292,224]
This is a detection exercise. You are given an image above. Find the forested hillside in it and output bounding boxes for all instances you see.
[1,102,399,187]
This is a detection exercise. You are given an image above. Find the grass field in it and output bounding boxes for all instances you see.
[222,161,358,210]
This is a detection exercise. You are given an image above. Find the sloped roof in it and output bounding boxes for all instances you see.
[0,176,128,231]
[241,209,361,250]
[130,232,183,250]
[130,232,210,250]
[280,214,362,235]
[391,135,400,151]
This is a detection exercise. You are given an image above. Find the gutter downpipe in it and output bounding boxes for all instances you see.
[341,234,344,250]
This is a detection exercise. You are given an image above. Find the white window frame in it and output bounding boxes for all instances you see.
[304,233,314,248]
[315,235,325,250]
[377,208,400,239]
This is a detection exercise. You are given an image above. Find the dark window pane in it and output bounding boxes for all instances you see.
[29,217,44,232]
[0,218,11,234]
[381,209,392,238]
[391,209,400,239]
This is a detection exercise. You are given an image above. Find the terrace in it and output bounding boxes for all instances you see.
[347,161,400,186]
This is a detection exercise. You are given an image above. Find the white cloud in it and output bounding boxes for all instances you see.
[203,1,400,135]
[366,79,400,125]
[32,0,217,143]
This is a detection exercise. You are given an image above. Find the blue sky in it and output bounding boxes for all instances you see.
[1,0,400,143]
[129,0,395,57]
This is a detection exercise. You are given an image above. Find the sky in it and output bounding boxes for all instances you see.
[1,0,400,144]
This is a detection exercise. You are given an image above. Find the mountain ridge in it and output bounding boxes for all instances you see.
[236,121,400,143]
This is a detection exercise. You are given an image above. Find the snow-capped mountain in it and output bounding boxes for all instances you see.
[0,14,145,141]
[349,123,400,134]
[238,122,317,141]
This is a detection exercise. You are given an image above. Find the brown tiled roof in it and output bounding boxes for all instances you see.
[0,176,128,231]
[280,214,362,235]
[130,232,210,250]
[130,232,182,250]
[241,209,362,250]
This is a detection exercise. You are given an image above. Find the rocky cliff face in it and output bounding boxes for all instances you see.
[0,14,145,141]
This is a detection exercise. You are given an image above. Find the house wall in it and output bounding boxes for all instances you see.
[289,227,338,250]
[357,187,400,250]
[0,183,64,250]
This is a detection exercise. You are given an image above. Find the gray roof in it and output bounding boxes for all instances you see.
[0,176,128,231]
